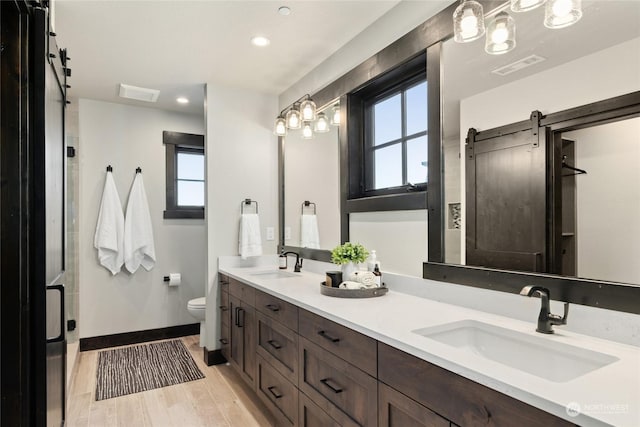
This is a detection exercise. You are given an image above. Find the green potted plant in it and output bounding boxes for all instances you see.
[331,242,369,280]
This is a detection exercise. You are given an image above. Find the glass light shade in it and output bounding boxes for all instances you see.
[314,113,330,133]
[511,0,546,12]
[485,12,516,55]
[544,0,582,29]
[286,107,302,129]
[274,116,287,136]
[302,122,314,139]
[300,99,317,121]
[330,105,341,126]
[453,0,485,43]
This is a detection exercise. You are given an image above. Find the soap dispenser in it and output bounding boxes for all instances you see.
[279,252,287,269]
[367,250,378,272]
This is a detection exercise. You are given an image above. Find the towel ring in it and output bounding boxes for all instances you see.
[106,165,113,172]
[301,200,316,214]
[241,199,258,214]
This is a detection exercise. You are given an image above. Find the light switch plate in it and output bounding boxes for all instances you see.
[284,227,291,240]
[266,227,275,241]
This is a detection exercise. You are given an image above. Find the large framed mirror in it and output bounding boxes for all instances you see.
[426,0,640,313]
[279,101,342,261]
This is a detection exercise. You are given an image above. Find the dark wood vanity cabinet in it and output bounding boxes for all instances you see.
[219,275,577,427]
[229,278,256,388]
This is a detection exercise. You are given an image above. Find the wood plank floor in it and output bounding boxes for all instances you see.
[66,335,276,427]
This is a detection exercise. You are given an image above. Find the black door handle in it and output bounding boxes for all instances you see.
[320,378,343,394]
[46,284,65,344]
[318,330,340,343]
[267,386,283,399]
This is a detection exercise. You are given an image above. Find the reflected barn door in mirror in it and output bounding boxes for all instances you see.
[465,113,549,273]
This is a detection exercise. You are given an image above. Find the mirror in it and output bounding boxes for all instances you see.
[283,102,341,251]
[441,1,640,284]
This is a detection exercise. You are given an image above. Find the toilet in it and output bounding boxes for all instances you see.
[187,297,206,347]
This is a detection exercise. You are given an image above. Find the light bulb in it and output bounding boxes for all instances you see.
[545,0,582,28]
[314,113,330,133]
[491,25,509,44]
[330,105,340,125]
[453,0,485,43]
[300,99,316,121]
[552,0,572,16]
[274,117,287,136]
[286,108,301,129]
[485,11,516,55]
[302,122,313,139]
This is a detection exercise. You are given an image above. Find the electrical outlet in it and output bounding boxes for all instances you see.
[266,227,275,241]
[284,227,291,240]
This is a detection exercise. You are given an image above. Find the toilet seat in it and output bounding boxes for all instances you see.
[188,297,206,309]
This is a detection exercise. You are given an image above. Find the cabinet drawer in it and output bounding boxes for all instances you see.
[257,355,298,427]
[299,309,376,377]
[299,337,377,427]
[299,392,349,427]
[378,343,574,427]
[379,382,449,427]
[256,312,298,384]
[229,277,256,305]
[255,289,299,331]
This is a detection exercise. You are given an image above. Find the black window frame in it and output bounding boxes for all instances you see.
[347,51,428,212]
[163,130,205,219]
[363,74,428,195]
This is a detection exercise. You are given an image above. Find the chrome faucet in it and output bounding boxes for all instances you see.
[282,251,303,272]
[519,286,569,334]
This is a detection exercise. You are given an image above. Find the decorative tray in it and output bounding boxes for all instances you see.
[320,282,388,298]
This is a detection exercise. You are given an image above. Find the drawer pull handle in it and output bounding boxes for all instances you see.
[219,305,228,311]
[267,339,282,350]
[265,304,280,312]
[267,386,283,399]
[320,378,343,394]
[219,338,228,345]
[318,330,340,343]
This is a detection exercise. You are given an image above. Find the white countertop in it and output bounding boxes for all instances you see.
[219,262,640,427]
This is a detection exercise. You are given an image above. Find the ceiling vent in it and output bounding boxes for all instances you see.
[118,84,160,102]
[491,55,546,76]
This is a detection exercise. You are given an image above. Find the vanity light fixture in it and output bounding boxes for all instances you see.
[314,112,330,133]
[274,116,287,136]
[485,11,516,55]
[300,98,317,121]
[286,105,302,129]
[301,122,314,139]
[176,96,189,104]
[453,0,485,43]
[510,0,546,13]
[330,104,340,126]
[544,0,582,29]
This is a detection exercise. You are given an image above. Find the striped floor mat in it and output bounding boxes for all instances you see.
[95,339,204,401]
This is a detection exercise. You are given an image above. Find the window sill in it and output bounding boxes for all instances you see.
[346,191,427,213]
[163,209,204,219]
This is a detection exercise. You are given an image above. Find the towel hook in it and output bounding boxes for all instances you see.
[106,165,113,172]
[241,199,258,214]
[135,167,142,174]
[301,200,316,214]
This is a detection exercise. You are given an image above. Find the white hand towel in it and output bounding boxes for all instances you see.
[300,213,320,249]
[339,280,377,290]
[94,171,125,275]
[239,213,262,259]
[124,173,156,273]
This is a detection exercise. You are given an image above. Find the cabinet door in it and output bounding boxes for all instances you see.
[240,302,256,388]
[229,295,243,372]
[299,392,344,427]
[379,383,449,427]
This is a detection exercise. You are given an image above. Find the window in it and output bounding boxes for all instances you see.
[346,51,428,211]
[365,78,428,192]
[163,131,205,219]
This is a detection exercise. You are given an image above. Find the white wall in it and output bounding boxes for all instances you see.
[284,125,340,250]
[565,118,640,284]
[205,84,279,349]
[349,210,428,278]
[459,37,640,262]
[78,99,206,338]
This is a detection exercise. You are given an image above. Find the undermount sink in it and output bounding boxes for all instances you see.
[250,270,298,279]
[412,320,619,383]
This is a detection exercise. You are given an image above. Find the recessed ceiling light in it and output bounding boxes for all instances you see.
[176,97,189,104]
[251,36,270,47]
[278,6,291,16]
